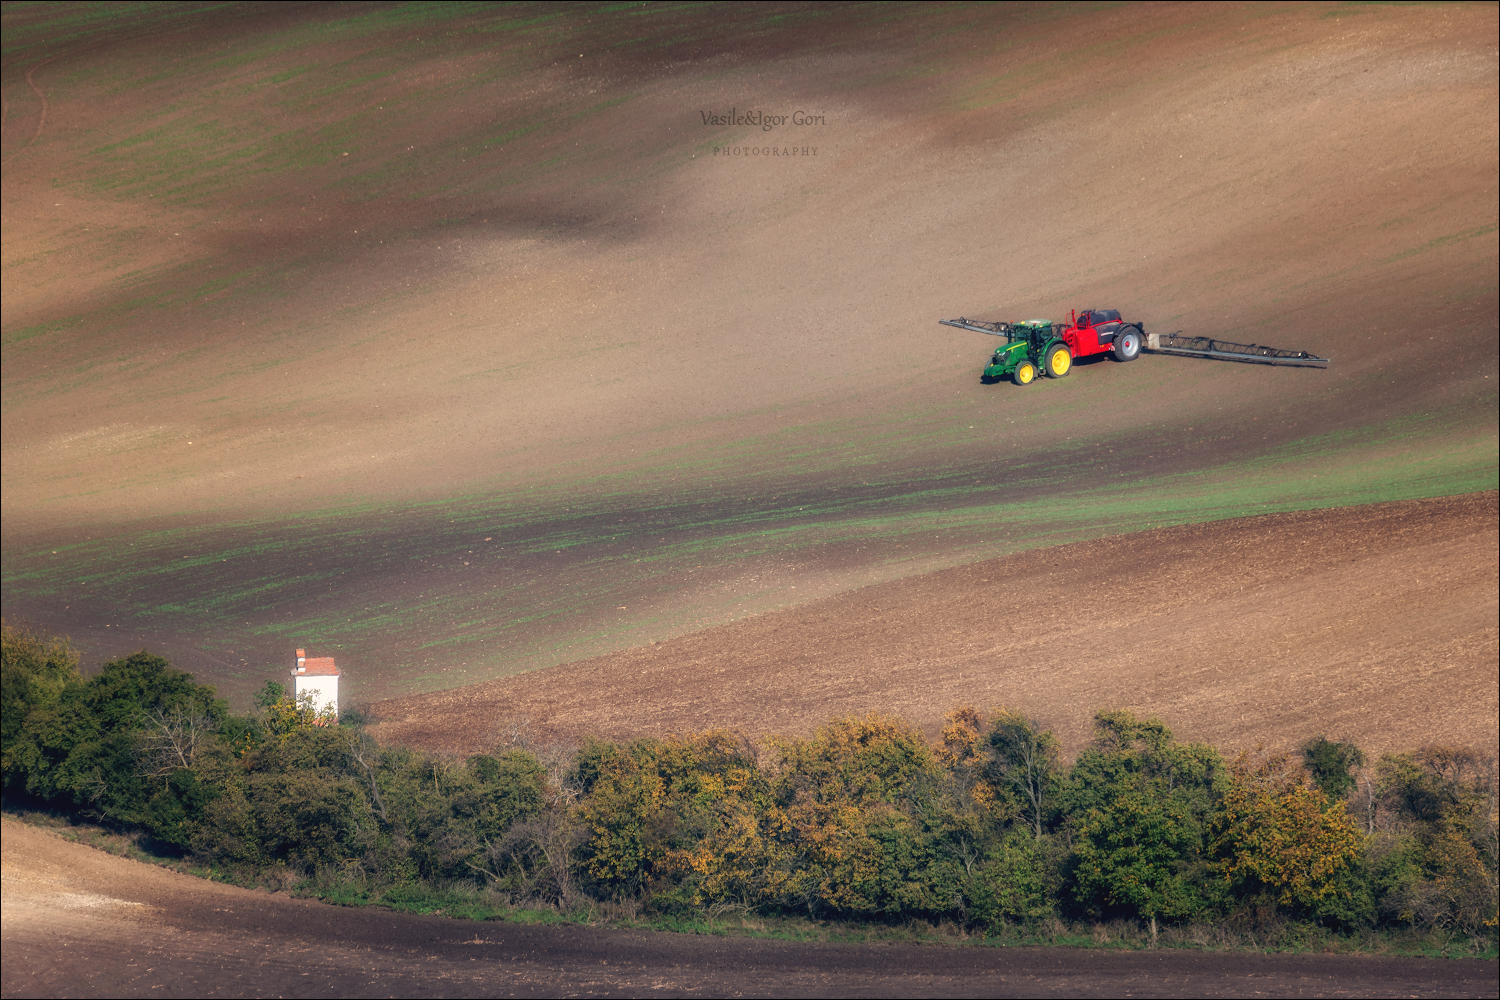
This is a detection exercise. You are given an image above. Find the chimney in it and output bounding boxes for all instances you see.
[296,648,306,673]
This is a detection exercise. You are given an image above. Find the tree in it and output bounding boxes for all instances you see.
[252,680,286,711]
[1301,736,1365,799]
[936,705,987,771]
[1062,711,1223,939]
[573,731,769,908]
[1370,747,1499,931]
[1,621,81,781]
[985,708,1061,839]
[262,690,336,735]
[1209,751,1370,925]
[136,704,218,778]
[7,651,225,822]
[774,713,938,807]
[768,714,955,918]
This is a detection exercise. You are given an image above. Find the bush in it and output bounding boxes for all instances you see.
[6,650,224,824]
[1062,711,1224,931]
[1,621,81,776]
[1209,751,1371,926]
[573,731,766,907]
[1301,736,1365,799]
[967,831,1058,927]
[1368,747,1498,932]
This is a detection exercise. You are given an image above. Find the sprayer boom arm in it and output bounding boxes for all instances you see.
[939,318,1011,337]
[1145,332,1329,368]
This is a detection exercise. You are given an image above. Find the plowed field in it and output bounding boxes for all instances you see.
[370,491,1499,756]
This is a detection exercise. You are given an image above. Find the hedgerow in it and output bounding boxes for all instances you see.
[3,623,1495,942]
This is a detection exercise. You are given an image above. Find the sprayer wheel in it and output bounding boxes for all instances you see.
[1113,325,1143,362]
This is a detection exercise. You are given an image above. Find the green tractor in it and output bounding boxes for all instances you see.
[940,318,1071,386]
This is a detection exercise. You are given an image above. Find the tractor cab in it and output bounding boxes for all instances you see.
[991,320,1056,363]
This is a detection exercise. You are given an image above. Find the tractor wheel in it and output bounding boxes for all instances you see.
[1044,343,1072,378]
[1112,325,1143,362]
[1012,361,1037,386]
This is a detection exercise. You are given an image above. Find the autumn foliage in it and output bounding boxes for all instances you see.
[1209,752,1367,922]
[2,626,1495,936]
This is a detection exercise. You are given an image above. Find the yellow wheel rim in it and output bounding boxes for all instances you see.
[1051,349,1071,375]
[1017,363,1034,383]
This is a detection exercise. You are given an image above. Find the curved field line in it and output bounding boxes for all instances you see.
[2,56,59,169]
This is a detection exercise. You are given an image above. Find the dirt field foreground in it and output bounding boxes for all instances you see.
[3,819,1496,1000]
[371,491,1499,758]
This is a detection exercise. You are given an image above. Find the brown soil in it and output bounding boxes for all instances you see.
[5,2,1496,707]
[371,492,1499,757]
[2,2,1495,530]
[4,819,1495,999]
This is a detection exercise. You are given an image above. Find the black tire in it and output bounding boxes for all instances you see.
[1112,325,1143,362]
[1044,342,1072,378]
[1012,360,1038,386]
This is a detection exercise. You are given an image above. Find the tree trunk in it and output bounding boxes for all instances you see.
[1150,915,1158,946]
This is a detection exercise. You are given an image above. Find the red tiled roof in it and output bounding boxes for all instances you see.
[295,656,340,676]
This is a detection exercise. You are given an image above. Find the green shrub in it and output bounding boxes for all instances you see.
[1061,711,1224,929]
[967,831,1058,926]
[1301,736,1365,799]
[6,651,224,824]
[1,622,81,777]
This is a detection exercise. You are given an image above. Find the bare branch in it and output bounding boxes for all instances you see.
[351,732,389,823]
[135,705,216,778]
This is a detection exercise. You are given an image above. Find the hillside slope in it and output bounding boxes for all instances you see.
[3,2,1496,705]
[370,491,1498,757]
